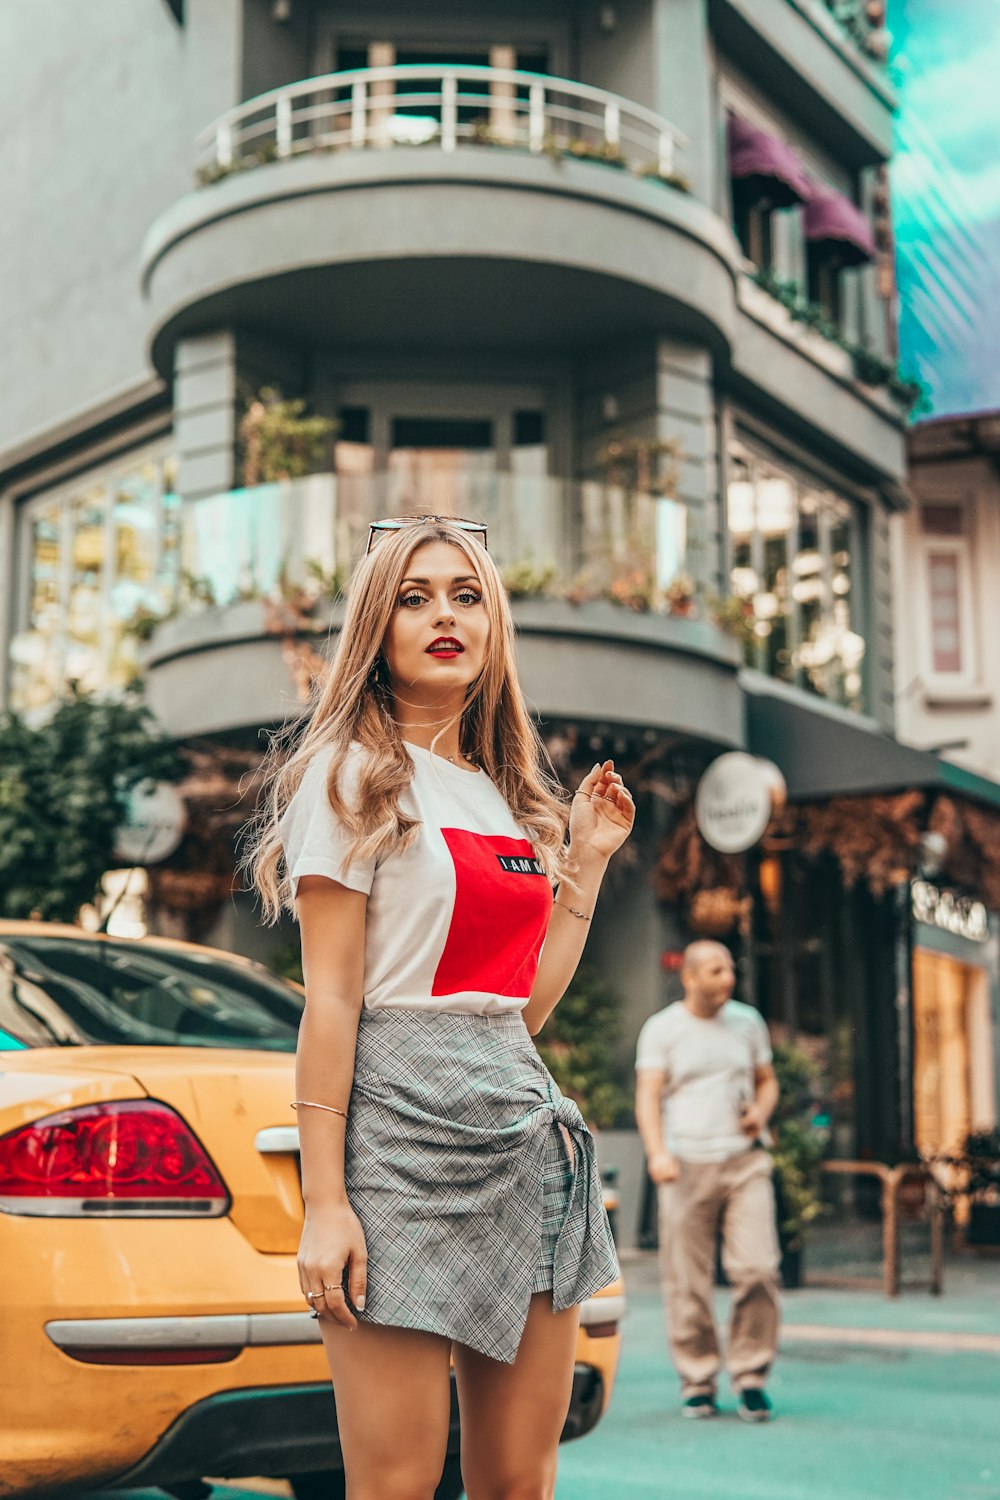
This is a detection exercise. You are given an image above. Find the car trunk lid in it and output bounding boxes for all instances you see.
[22,1046,304,1253]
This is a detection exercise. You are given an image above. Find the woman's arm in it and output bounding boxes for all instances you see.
[294,875,369,1328]
[522,850,608,1035]
[522,759,634,1036]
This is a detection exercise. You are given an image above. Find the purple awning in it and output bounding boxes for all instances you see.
[726,113,811,208]
[803,187,876,266]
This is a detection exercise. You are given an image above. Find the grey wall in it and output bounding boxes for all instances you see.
[242,0,313,100]
[0,0,242,464]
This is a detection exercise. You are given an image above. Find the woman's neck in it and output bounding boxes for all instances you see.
[392,693,466,762]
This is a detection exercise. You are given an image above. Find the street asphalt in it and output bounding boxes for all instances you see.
[92,1251,1000,1500]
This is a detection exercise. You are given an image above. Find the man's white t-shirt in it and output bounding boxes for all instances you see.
[635,1001,772,1164]
[279,741,553,1015]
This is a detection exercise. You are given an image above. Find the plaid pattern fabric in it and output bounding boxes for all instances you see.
[345,1007,619,1364]
[531,1123,575,1295]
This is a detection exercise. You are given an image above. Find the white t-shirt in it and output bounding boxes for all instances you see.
[279,741,553,1014]
[635,1000,772,1164]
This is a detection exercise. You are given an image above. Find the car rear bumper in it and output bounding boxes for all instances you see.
[46,1295,627,1359]
[110,1364,605,1489]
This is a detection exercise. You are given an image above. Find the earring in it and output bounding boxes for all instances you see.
[369,657,385,687]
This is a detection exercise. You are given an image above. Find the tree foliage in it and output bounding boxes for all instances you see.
[535,964,632,1129]
[0,691,182,922]
[770,1038,829,1248]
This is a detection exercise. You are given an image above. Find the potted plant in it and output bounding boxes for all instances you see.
[238,387,337,487]
[930,1129,1000,1248]
[665,572,696,617]
[770,1039,829,1286]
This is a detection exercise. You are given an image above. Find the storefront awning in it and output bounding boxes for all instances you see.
[803,187,876,265]
[726,113,812,208]
[743,675,943,799]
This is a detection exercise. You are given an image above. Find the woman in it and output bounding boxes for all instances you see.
[246,515,633,1500]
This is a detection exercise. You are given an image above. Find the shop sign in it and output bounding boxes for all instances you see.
[113,780,187,866]
[911,878,989,943]
[695,753,786,854]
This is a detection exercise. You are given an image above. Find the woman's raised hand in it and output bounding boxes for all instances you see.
[569,759,635,861]
[298,1202,369,1330]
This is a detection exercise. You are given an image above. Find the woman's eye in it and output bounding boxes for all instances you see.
[456,590,482,606]
[399,591,426,608]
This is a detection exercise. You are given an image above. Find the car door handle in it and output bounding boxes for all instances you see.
[255,1126,300,1154]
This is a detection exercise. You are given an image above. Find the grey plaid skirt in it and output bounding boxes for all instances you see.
[344,1006,619,1364]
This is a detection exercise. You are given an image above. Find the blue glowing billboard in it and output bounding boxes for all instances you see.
[890,0,1000,418]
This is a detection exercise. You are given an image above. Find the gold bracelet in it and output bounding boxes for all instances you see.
[292,1100,348,1119]
[554,900,591,921]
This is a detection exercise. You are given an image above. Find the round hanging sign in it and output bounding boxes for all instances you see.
[695,753,786,854]
[113,780,187,865]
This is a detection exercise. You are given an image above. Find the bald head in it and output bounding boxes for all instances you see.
[680,940,736,1016]
[682,940,731,977]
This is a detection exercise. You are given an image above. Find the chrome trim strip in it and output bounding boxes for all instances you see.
[45,1314,250,1351]
[249,1312,321,1346]
[255,1126,300,1154]
[580,1294,626,1327]
[46,1298,624,1354]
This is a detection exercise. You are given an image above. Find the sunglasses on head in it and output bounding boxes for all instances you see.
[365,514,489,555]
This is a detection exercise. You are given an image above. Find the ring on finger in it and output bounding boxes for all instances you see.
[305,1290,323,1301]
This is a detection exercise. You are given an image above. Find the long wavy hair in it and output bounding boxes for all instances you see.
[244,519,571,922]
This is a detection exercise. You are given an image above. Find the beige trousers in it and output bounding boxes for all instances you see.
[657,1147,781,1397]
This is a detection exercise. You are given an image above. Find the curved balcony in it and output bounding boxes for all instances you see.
[140,66,740,377]
[139,472,743,746]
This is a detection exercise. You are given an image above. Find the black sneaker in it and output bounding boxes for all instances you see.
[682,1394,719,1419]
[737,1388,774,1423]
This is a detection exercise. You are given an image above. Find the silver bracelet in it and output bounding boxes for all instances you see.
[292,1100,348,1119]
[554,899,591,921]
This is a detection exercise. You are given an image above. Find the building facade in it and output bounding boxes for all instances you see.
[889,415,1000,1172]
[2,0,940,1236]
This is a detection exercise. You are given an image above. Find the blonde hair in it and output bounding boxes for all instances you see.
[243,520,571,922]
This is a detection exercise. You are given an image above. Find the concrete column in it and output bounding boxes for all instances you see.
[869,499,895,732]
[173,331,238,501]
[651,0,716,205]
[655,340,721,595]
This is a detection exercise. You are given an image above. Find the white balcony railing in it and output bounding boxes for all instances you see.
[196,65,688,185]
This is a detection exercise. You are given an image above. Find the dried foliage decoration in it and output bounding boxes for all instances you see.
[766,790,925,895]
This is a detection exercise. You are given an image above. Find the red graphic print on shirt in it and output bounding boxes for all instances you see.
[431,830,553,998]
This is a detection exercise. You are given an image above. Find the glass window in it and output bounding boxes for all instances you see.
[727,438,866,710]
[11,445,176,712]
[927,552,963,674]
[0,936,301,1051]
[733,191,776,271]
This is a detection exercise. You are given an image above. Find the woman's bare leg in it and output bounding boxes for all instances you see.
[453,1292,581,1500]
[320,1320,453,1500]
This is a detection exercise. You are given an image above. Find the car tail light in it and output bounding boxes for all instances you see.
[0,1100,230,1217]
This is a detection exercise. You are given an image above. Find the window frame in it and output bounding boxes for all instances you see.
[916,503,979,692]
[725,430,869,712]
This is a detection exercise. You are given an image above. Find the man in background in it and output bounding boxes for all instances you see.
[635,940,781,1422]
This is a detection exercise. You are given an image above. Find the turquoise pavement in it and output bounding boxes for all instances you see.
[555,1254,1000,1500]
[91,1253,1000,1500]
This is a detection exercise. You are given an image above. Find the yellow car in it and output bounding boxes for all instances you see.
[0,921,624,1499]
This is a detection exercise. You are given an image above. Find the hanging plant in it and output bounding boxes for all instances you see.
[238,387,337,487]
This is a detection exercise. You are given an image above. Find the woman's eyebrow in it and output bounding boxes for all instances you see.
[399,575,479,587]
